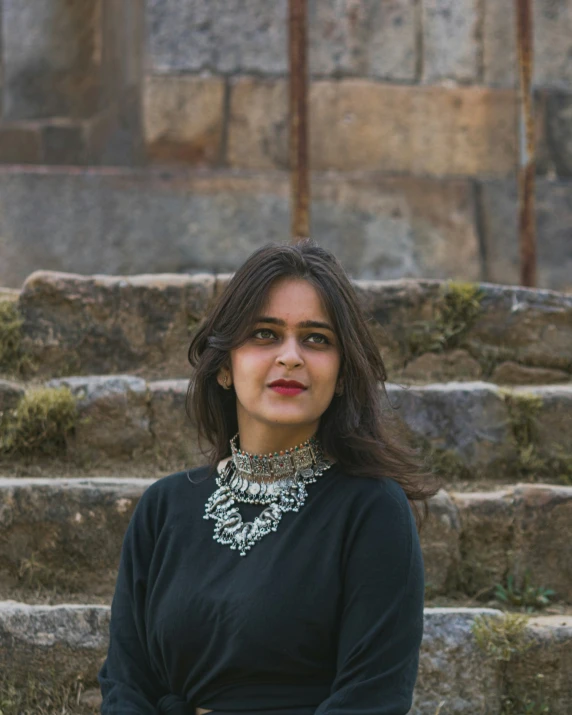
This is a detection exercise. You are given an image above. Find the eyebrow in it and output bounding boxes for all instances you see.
[255,316,335,332]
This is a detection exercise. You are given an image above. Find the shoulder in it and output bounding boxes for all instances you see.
[132,464,214,523]
[330,465,411,521]
[329,468,416,561]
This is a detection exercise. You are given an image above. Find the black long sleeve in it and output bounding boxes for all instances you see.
[98,483,168,713]
[98,463,424,714]
[313,476,423,714]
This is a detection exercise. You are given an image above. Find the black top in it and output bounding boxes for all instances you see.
[98,461,425,715]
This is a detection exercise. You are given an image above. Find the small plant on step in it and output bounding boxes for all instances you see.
[494,571,555,612]
[405,281,484,361]
[472,611,533,662]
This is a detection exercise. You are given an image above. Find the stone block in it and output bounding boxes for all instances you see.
[484,0,572,89]
[0,601,109,689]
[398,349,482,384]
[510,385,572,464]
[146,0,417,80]
[149,380,202,466]
[361,0,418,81]
[42,122,87,165]
[0,125,43,164]
[543,90,572,178]
[414,608,503,713]
[479,177,572,293]
[512,485,572,601]
[420,490,461,596]
[421,0,481,82]
[144,75,225,164]
[2,0,101,120]
[46,375,152,460]
[466,281,572,371]
[0,168,480,290]
[19,271,215,378]
[0,477,151,598]
[228,78,518,176]
[147,0,288,75]
[90,1,146,165]
[85,98,146,167]
[490,362,571,386]
[386,382,517,476]
[450,489,516,595]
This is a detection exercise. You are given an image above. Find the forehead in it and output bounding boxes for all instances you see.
[261,278,330,319]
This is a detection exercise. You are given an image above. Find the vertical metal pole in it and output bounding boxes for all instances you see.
[515,0,537,287]
[289,0,310,242]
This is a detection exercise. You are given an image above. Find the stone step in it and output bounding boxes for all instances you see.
[0,478,570,607]
[0,600,570,714]
[1,268,570,385]
[1,376,570,484]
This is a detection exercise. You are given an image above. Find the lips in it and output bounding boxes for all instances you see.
[268,379,307,389]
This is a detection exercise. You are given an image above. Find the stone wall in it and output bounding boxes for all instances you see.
[0,0,570,289]
[143,0,572,178]
[0,0,144,165]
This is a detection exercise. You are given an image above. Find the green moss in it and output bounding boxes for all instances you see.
[500,390,572,484]
[424,445,472,483]
[502,391,543,450]
[0,301,23,374]
[0,300,37,377]
[0,386,78,458]
[472,612,532,663]
[405,281,484,362]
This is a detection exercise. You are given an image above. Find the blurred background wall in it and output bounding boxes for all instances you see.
[0,0,570,291]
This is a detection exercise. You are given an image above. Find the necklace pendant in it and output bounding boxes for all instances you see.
[206,436,332,556]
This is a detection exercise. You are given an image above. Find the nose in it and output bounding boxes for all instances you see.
[276,336,304,369]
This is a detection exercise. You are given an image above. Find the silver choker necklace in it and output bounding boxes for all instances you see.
[204,434,332,556]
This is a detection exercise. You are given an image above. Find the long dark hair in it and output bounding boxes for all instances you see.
[187,240,441,529]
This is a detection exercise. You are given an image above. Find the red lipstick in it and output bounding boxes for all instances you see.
[268,379,307,396]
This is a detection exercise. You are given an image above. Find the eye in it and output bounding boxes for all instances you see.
[306,333,330,345]
[252,328,276,340]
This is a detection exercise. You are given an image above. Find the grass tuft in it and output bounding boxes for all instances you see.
[0,386,78,457]
[0,670,99,714]
[406,281,484,361]
[472,611,532,662]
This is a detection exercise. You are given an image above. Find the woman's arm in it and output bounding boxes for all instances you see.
[314,479,424,715]
[98,485,168,714]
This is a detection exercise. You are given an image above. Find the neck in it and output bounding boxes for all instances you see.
[235,424,319,457]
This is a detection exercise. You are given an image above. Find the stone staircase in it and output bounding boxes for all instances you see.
[0,271,571,714]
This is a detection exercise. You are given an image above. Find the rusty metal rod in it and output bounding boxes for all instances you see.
[515,0,537,287]
[289,0,310,242]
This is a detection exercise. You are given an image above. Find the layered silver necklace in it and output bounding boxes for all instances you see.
[204,433,332,556]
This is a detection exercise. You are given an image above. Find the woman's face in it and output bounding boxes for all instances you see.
[224,277,342,450]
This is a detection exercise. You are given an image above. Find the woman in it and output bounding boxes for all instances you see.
[98,240,441,715]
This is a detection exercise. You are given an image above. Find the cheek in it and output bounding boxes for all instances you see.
[232,349,270,381]
[310,353,340,387]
